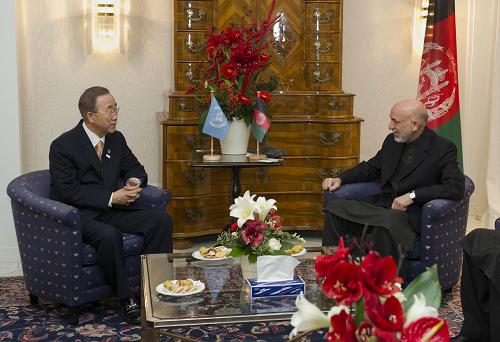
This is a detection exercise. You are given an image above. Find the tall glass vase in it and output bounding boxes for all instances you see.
[240,255,258,280]
[220,118,251,155]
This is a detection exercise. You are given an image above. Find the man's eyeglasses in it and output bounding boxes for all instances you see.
[93,106,120,116]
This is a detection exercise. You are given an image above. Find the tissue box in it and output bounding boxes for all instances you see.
[246,275,305,298]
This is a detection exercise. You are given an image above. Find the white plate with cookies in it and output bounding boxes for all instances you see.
[156,279,205,296]
[192,246,232,261]
[284,245,307,257]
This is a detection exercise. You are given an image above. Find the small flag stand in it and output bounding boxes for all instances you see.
[248,140,266,161]
[203,136,221,161]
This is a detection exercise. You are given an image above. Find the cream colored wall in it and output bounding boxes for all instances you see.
[17,0,174,186]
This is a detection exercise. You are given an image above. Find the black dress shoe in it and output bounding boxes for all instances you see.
[450,334,480,342]
[120,297,140,324]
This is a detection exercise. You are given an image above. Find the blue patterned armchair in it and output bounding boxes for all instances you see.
[324,176,474,290]
[496,218,500,231]
[6,170,170,323]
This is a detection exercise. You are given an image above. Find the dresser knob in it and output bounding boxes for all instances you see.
[184,39,206,54]
[313,9,333,24]
[185,8,206,23]
[316,131,342,146]
[313,40,333,55]
[312,70,331,83]
[317,202,325,215]
[328,101,344,110]
[317,167,341,180]
[185,207,207,222]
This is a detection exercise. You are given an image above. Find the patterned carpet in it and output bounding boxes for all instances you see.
[0,276,463,341]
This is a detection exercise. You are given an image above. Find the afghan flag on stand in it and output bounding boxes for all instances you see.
[417,0,463,170]
[252,96,271,143]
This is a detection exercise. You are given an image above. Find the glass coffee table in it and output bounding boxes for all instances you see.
[140,247,332,341]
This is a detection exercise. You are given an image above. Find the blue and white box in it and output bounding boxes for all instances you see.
[246,275,305,298]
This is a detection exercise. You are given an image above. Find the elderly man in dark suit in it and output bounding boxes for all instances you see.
[49,86,172,323]
[322,98,464,261]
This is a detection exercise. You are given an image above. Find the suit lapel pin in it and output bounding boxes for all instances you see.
[105,154,111,159]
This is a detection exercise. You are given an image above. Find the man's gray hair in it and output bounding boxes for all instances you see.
[416,109,429,125]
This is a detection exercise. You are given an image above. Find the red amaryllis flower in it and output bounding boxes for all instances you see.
[221,63,238,79]
[365,292,405,332]
[236,93,252,105]
[355,322,375,342]
[268,208,282,230]
[326,310,356,342]
[230,221,238,232]
[314,237,351,278]
[361,251,401,295]
[241,219,265,246]
[401,317,450,342]
[257,90,272,102]
[322,261,363,305]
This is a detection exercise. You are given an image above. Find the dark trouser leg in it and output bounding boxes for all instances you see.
[322,211,365,247]
[460,251,489,341]
[368,227,401,262]
[82,219,129,300]
[100,209,173,254]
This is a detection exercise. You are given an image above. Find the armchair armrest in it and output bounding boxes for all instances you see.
[496,218,500,231]
[324,182,381,202]
[133,185,171,210]
[7,181,80,229]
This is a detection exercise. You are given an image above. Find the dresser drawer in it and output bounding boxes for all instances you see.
[164,161,232,196]
[165,125,210,160]
[169,195,229,236]
[304,62,341,91]
[176,62,206,91]
[266,192,325,230]
[268,95,319,115]
[304,33,341,62]
[305,3,341,33]
[240,157,358,193]
[268,122,360,157]
[168,95,208,120]
[319,95,353,117]
[176,1,213,31]
[177,31,207,61]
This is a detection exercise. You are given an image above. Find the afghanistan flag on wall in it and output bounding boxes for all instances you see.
[252,97,271,143]
[417,0,463,170]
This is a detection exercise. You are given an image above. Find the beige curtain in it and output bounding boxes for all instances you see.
[485,4,500,227]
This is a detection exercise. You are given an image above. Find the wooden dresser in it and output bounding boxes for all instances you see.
[162,0,362,248]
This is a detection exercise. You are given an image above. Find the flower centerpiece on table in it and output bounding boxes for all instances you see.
[217,191,305,263]
[290,238,450,341]
[186,0,280,128]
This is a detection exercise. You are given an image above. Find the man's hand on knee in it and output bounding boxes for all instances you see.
[322,177,342,191]
[391,193,414,211]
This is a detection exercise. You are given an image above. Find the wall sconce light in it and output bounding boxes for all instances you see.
[412,0,431,56]
[91,0,121,54]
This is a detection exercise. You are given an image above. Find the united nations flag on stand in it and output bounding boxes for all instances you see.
[202,94,229,140]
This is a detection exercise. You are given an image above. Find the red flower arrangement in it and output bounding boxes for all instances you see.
[186,1,280,125]
[290,238,450,342]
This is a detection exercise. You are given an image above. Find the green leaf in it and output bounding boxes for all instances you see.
[224,80,232,88]
[354,299,365,326]
[229,246,246,257]
[280,241,294,250]
[402,265,442,315]
[248,254,257,263]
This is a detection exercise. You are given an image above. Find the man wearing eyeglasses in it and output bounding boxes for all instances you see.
[49,86,172,324]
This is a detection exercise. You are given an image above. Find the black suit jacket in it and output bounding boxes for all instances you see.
[338,127,464,231]
[49,120,147,223]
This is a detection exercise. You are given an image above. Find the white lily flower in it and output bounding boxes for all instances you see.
[229,191,257,227]
[289,293,330,338]
[268,238,281,251]
[255,196,277,220]
[404,294,438,327]
[327,304,350,319]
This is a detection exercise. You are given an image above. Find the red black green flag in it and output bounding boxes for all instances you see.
[252,97,270,142]
[417,0,463,170]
